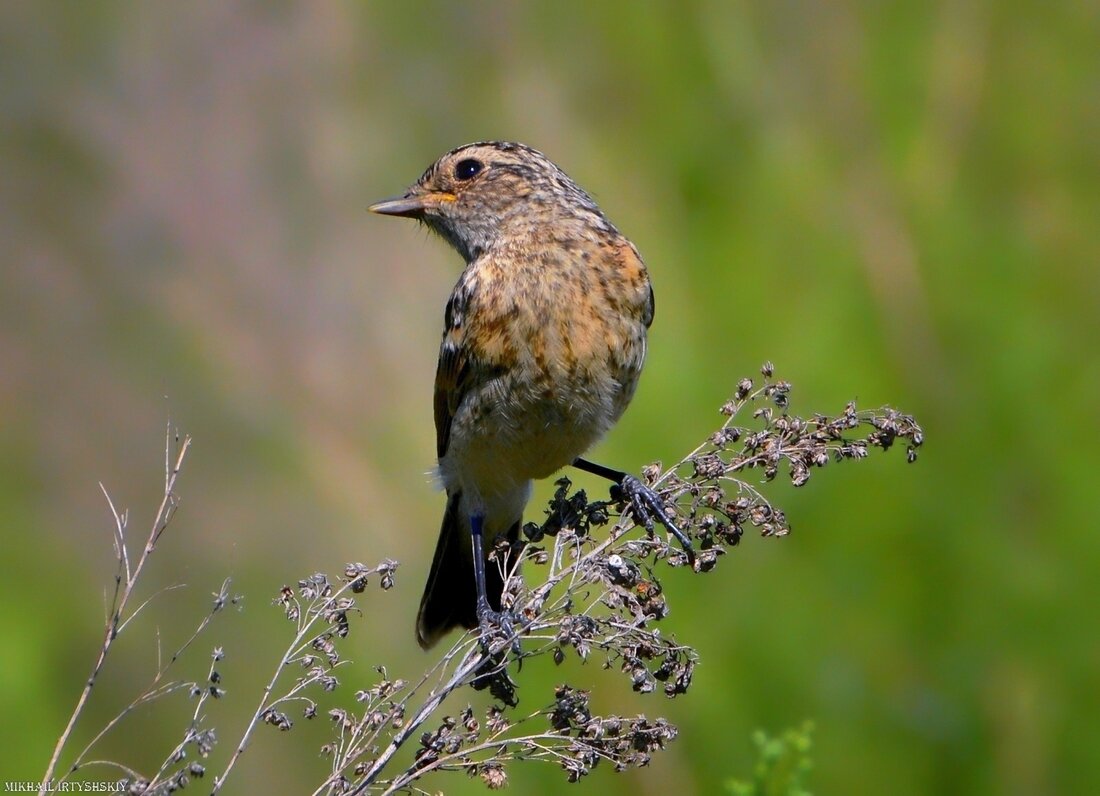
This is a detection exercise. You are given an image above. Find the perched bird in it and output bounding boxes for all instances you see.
[370,141,690,650]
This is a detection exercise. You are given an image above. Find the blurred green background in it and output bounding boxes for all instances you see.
[2,2,1097,794]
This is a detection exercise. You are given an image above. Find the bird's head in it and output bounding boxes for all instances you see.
[370,141,613,263]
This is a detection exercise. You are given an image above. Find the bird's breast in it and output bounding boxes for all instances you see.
[439,236,650,497]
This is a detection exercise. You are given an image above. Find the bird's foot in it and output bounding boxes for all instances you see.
[613,475,696,566]
[470,599,523,705]
[476,599,524,656]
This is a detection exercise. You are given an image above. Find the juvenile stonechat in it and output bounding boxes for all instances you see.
[370,141,690,649]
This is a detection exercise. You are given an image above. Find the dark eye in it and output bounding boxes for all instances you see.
[454,159,483,181]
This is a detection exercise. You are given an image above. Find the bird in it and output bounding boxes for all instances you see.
[370,141,691,650]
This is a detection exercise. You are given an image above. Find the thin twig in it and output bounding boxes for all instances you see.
[214,576,365,793]
[66,579,230,779]
[40,430,191,793]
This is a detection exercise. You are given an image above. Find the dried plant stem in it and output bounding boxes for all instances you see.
[40,427,191,795]
[381,732,571,794]
[333,546,604,790]
[48,366,921,794]
[215,576,364,793]
[327,527,639,794]
[66,579,228,782]
[350,651,489,795]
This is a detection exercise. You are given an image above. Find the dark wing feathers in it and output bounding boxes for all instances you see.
[433,334,468,460]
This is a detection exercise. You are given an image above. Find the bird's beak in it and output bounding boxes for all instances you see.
[369,190,456,218]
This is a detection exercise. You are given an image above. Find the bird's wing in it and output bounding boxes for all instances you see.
[433,325,470,460]
[434,278,489,460]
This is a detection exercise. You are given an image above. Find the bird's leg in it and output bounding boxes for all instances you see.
[469,512,496,629]
[572,457,695,566]
[470,513,522,651]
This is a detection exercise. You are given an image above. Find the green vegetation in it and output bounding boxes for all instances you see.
[728,722,815,796]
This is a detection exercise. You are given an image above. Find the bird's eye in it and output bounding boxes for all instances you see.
[454,159,483,181]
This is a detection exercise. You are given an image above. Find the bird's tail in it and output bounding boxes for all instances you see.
[416,491,520,650]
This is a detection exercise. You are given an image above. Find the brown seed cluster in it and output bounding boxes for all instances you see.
[654,365,924,572]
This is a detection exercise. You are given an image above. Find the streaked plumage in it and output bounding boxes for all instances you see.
[371,142,655,649]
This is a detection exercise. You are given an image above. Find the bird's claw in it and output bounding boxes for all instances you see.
[615,475,696,566]
[476,601,524,656]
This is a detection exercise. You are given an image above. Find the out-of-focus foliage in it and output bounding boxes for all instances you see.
[1,2,1096,794]
[727,722,815,796]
